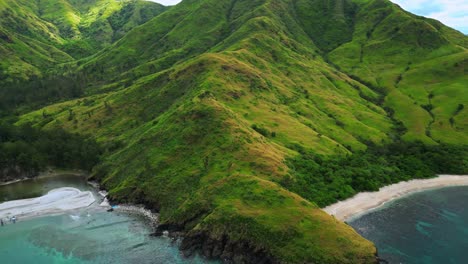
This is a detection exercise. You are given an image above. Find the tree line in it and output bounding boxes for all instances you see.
[281,142,468,207]
[0,122,101,182]
[0,73,87,116]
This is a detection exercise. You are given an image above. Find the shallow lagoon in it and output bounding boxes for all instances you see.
[0,173,93,201]
[349,186,468,264]
[0,174,215,264]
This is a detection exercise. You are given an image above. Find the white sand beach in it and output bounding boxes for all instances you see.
[0,187,96,220]
[323,175,468,221]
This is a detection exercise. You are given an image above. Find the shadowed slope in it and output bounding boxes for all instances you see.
[12,0,468,262]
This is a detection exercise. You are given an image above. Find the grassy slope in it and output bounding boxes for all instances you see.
[19,0,384,262]
[14,0,468,263]
[63,0,168,57]
[0,0,71,82]
[0,0,166,83]
[328,0,468,144]
[20,55,378,263]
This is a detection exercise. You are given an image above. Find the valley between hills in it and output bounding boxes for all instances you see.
[0,0,467,263]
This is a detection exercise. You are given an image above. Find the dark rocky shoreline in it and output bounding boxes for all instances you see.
[179,231,277,264]
[2,171,381,264]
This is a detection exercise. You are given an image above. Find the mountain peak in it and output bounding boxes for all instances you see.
[1,0,467,263]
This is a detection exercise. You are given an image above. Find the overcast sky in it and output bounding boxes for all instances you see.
[147,0,467,33]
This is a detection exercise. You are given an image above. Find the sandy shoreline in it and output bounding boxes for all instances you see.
[323,175,468,221]
[0,187,96,220]
[92,182,160,227]
[0,173,159,228]
[6,173,466,228]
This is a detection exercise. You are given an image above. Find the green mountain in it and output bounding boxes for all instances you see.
[0,0,167,83]
[1,0,467,263]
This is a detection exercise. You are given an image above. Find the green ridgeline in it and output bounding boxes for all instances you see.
[1,0,467,263]
[0,0,167,83]
[328,0,467,144]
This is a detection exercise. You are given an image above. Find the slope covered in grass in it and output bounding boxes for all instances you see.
[327,0,468,144]
[7,0,468,263]
[0,0,167,83]
[19,51,380,262]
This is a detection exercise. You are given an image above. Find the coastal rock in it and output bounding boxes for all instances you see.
[114,204,159,227]
[99,198,110,207]
[377,257,389,264]
[180,231,277,264]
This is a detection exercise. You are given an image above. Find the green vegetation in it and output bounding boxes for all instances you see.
[329,0,468,144]
[282,142,468,207]
[0,0,167,84]
[0,74,86,116]
[295,0,357,52]
[1,0,467,263]
[0,121,101,182]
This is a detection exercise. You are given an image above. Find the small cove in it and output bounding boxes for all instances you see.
[0,173,93,201]
[0,173,217,264]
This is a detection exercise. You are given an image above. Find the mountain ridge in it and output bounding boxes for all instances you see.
[1,0,467,263]
[0,0,167,83]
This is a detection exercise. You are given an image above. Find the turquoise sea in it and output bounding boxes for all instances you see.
[0,175,215,264]
[2,175,467,264]
[349,186,468,264]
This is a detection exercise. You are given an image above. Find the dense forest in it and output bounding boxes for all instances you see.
[282,142,468,207]
[0,0,467,262]
[0,121,101,182]
[0,74,87,116]
[0,75,99,182]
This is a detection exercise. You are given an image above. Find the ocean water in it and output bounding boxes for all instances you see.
[0,212,214,264]
[0,174,93,201]
[0,175,216,264]
[349,186,468,264]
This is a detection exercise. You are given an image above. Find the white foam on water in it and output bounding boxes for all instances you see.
[0,187,96,220]
[70,214,81,221]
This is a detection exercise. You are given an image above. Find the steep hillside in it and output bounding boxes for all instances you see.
[7,0,468,263]
[326,0,468,144]
[0,0,167,83]
[0,0,72,82]
[56,0,168,57]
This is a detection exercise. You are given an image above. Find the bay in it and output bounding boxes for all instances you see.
[0,174,216,264]
[349,186,468,264]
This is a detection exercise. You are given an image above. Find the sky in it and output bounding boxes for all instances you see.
[148,0,467,34]
[148,0,180,6]
[391,0,468,33]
